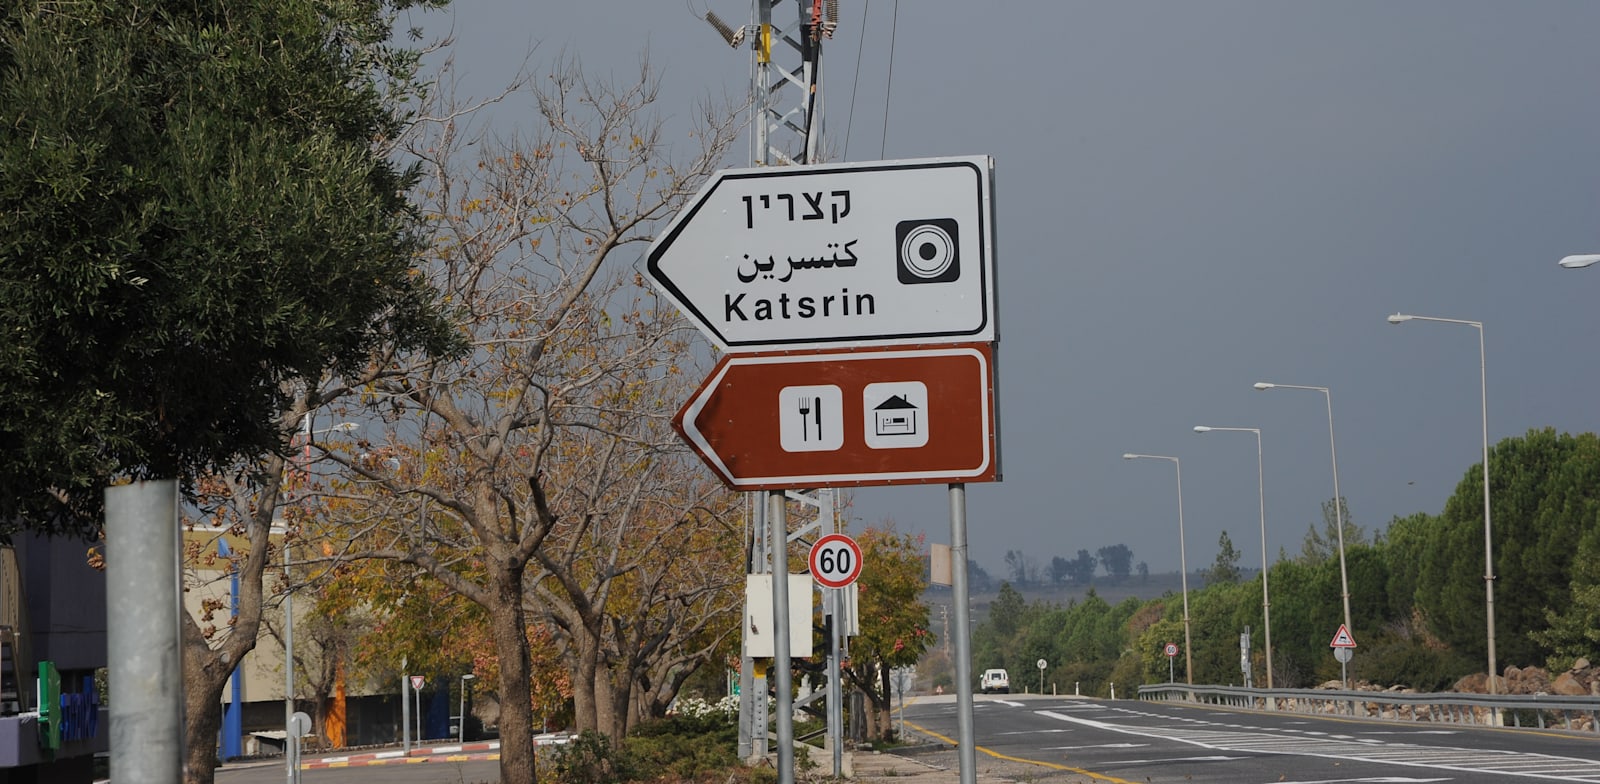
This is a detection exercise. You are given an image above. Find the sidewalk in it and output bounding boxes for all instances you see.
[851,748,1017,783]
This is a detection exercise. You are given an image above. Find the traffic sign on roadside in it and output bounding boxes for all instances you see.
[674,344,999,489]
[809,534,863,589]
[646,156,996,351]
[1330,624,1357,649]
[1164,642,1179,658]
[410,675,425,691]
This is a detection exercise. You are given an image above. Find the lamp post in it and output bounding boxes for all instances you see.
[286,418,358,783]
[459,674,476,743]
[1558,254,1600,269]
[1123,453,1193,685]
[1193,425,1273,690]
[1254,382,1353,673]
[1387,312,1497,694]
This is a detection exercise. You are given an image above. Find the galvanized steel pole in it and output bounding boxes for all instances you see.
[827,587,842,777]
[1123,454,1193,685]
[106,480,183,784]
[769,490,794,784]
[1255,381,1354,685]
[1387,314,1496,694]
[950,484,976,784]
[1193,426,1272,689]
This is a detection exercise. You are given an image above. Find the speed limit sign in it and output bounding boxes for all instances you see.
[1164,642,1179,658]
[809,534,863,589]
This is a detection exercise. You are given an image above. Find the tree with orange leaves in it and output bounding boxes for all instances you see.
[312,55,745,782]
[841,525,933,742]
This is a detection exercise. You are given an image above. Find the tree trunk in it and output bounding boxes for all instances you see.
[591,663,624,740]
[488,568,538,783]
[603,661,631,739]
[180,620,231,784]
[875,661,894,742]
[571,634,600,733]
[858,690,881,741]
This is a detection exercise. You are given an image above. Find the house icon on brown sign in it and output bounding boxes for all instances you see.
[873,394,919,436]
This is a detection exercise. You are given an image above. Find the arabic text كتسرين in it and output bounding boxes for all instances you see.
[735,240,859,283]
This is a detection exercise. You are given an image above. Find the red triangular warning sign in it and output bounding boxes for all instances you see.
[1329,624,1357,648]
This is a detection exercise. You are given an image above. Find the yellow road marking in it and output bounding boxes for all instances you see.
[904,718,1140,784]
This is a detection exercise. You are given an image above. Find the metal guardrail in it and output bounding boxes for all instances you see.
[1137,682,1600,734]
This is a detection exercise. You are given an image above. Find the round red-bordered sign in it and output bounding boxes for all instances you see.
[809,533,863,589]
[1164,642,1179,658]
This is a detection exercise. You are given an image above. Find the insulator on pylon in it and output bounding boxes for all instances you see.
[705,11,743,48]
[825,0,839,24]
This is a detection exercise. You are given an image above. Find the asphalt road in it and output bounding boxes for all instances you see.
[211,695,1600,783]
[898,693,1600,783]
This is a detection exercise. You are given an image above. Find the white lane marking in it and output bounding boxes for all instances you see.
[1098,755,1246,764]
[1041,743,1147,750]
[1361,730,1460,736]
[1036,707,1600,781]
[1276,778,1451,783]
[994,699,1026,707]
[995,728,1072,735]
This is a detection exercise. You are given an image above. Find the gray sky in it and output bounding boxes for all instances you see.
[418,2,1600,576]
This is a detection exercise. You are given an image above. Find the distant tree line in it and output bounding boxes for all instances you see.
[1001,543,1142,587]
[968,428,1600,694]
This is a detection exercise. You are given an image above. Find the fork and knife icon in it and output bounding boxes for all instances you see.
[797,395,823,441]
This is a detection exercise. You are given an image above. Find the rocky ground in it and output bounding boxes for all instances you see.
[1314,657,1600,697]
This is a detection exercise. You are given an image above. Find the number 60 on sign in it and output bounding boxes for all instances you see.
[809,533,863,589]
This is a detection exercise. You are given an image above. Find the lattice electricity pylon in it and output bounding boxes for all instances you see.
[704,1,838,166]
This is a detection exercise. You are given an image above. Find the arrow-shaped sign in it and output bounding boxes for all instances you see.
[674,344,999,490]
[646,156,996,351]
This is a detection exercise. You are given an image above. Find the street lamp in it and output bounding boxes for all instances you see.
[1193,425,1273,690]
[459,674,476,743]
[1387,312,1497,694]
[286,418,359,783]
[1123,454,1193,685]
[1254,381,1354,674]
[1558,254,1600,269]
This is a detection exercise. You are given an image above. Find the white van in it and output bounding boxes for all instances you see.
[979,668,1010,694]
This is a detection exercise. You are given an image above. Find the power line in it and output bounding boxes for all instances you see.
[880,0,899,159]
[842,0,868,161]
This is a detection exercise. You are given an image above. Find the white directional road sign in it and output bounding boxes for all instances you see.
[646,156,996,351]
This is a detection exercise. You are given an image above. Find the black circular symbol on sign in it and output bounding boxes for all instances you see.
[895,218,961,284]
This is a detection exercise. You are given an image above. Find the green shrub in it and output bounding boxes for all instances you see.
[624,726,737,777]
[1359,641,1477,692]
[624,706,740,779]
[547,730,635,784]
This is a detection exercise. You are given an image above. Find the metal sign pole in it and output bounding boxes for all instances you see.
[769,490,795,784]
[949,484,977,784]
[284,538,295,784]
[400,669,409,753]
[827,587,842,778]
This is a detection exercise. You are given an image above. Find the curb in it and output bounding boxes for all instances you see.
[304,741,501,769]
[300,734,572,769]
